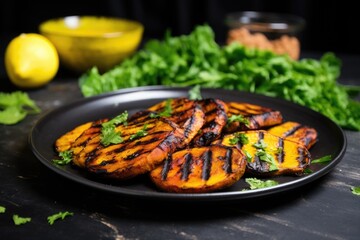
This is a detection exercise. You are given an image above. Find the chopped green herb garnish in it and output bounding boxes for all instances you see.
[228,137,239,145]
[100,112,128,146]
[188,85,202,100]
[250,139,278,171]
[0,206,5,213]
[245,178,279,190]
[101,125,123,146]
[303,168,313,174]
[130,124,149,140]
[276,147,283,154]
[101,111,128,128]
[351,186,360,196]
[311,155,332,164]
[228,132,249,145]
[253,139,267,149]
[0,91,41,125]
[255,149,278,171]
[150,99,173,118]
[47,211,74,225]
[149,113,157,118]
[229,132,249,145]
[244,150,252,162]
[53,150,73,165]
[13,214,31,225]
[227,114,250,127]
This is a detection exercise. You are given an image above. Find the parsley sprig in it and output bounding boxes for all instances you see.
[229,132,249,145]
[13,214,31,225]
[129,124,149,140]
[244,150,253,162]
[0,91,41,125]
[245,178,279,190]
[0,206,5,213]
[253,139,279,171]
[351,186,360,196]
[100,111,128,146]
[227,114,250,127]
[53,150,73,165]
[0,205,74,226]
[47,211,74,225]
[311,155,332,164]
[150,99,173,118]
[188,85,203,100]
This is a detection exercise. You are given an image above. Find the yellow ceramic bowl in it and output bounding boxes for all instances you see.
[39,16,144,73]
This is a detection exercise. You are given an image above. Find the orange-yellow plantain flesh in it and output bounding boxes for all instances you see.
[225,102,283,133]
[190,98,228,147]
[150,144,246,193]
[55,114,185,180]
[85,116,184,180]
[54,97,319,192]
[55,120,105,154]
[147,98,205,145]
[268,121,318,149]
[217,130,311,176]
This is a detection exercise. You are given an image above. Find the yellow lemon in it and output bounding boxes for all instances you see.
[5,33,59,88]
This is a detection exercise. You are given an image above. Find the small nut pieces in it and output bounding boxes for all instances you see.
[227,27,300,60]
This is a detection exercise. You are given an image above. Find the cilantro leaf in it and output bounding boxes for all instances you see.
[227,114,250,127]
[188,85,202,100]
[229,132,249,145]
[47,211,74,225]
[0,106,27,124]
[53,150,73,165]
[311,155,332,164]
[129,124,148,140]
[351,186,360,196]
[0,206,5,213]
[101,111,128,128]
[150,99,173,118]
[13,214,31,225]
[101,125,123,146]
[245,178,279,190]
[276,147,283,154]
[100,112,128,146]
[244,150,252,162]
[253,139,267,149]
[250,139,278,171]
[255,149,278,171]
[0,91,41,125]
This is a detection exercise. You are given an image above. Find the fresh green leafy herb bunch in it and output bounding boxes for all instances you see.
[80,25,360,130]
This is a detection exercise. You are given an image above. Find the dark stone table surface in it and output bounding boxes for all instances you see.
[0,52,359,240]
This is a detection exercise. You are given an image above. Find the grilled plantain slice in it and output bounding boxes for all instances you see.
[216,130,311,176]
[190,98,228,147]
[56,119,108,168]
[147,98,205,145]
[70,126,103,168]
[268,121,318,149]
[225,102,283,133]
[55,112,186,178]
[55,119,107,166]
[150,144,246,193]
[81,116,185,180]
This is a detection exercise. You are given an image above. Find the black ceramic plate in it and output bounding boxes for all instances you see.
[29,86,347,202]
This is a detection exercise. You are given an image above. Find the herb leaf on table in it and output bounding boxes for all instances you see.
[0,91,41,125]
